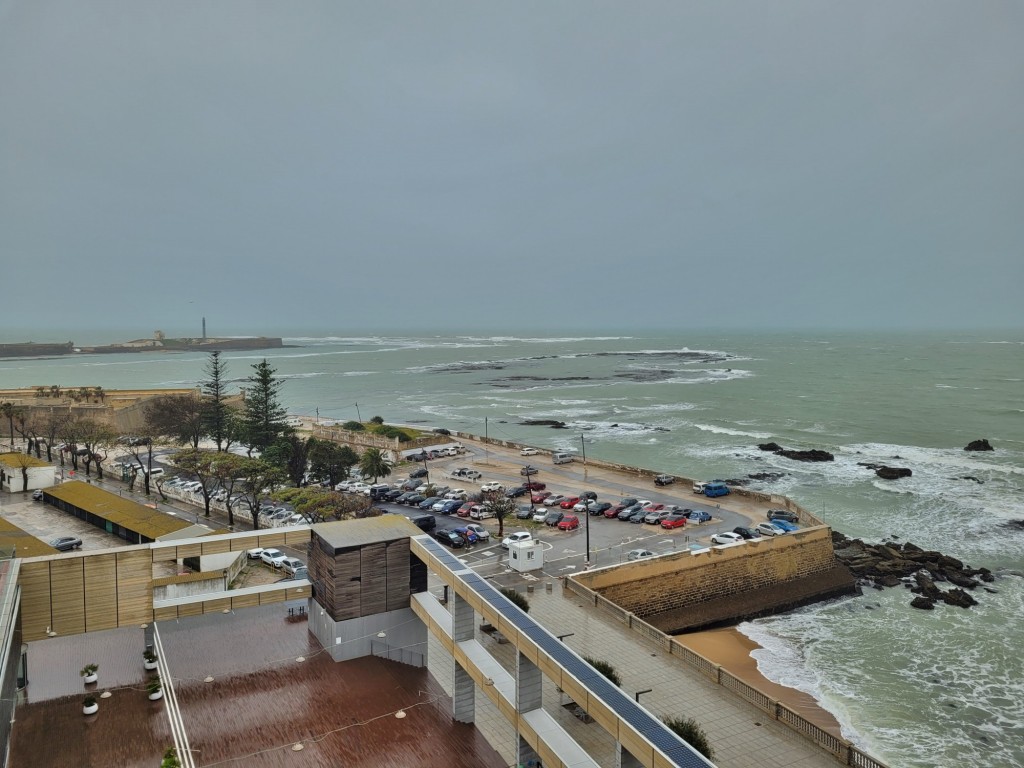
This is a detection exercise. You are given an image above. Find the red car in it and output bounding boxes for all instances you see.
[524,481,546,491]
[559,496,580,509]
[531,490,552,504]
[645,503,665,512]
[456,502,474,518]
[661,513,688,529]
[557,514,580,531]
[604,505,623,519]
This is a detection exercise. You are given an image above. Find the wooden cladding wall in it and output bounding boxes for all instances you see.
[309,535,414,622]
[18,548,154,642]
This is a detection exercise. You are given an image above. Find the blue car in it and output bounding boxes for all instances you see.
[772,519,800,532]
[439,499,463,515]
[451,526,479,544]
[687,510,713,524]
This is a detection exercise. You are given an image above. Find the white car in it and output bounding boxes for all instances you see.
[520,447,539,456]
[279,557,305,575]
[755,522,787,537]
[480,482,504,493]
[501,531,533,549]
[260,548,288,567]
[710,532,744,545]
[636,500,655,509]
[444,489,468,500]
[532,507,549,523]
[246,548,265,560]
[626,549,656,561]
[470,505,495,520]
[464,523,490,541]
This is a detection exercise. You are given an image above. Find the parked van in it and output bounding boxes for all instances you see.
[703,481,730,498]
[552,452,574,465]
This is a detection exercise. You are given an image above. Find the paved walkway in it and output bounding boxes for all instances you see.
[427,574,839,768]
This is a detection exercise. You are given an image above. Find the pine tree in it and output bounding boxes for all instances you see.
[201,351,230,451]
[242,359,290,455]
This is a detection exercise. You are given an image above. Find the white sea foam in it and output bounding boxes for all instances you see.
[692,423,773,440]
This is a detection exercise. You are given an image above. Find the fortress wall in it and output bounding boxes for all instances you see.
[575,527,839,618]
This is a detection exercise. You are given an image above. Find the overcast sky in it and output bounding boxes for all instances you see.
[1,1,1021,339]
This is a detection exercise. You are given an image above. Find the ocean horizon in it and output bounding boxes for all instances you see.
[2,328,1021,767]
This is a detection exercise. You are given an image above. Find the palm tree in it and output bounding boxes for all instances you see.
[358,448,392,482]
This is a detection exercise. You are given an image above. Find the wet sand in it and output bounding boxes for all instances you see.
[677,626,843,737]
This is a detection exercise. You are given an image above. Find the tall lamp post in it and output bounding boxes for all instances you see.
[523,465,536,512]
[581,435,591,565]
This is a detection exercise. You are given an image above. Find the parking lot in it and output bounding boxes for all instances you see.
[0,487,125,552]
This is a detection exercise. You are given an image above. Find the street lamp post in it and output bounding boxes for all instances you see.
[581,434,591,565]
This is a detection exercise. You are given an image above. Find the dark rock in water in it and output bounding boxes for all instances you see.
[748,472,785,482]
[875,466,913,480]
[1000,520,1024,531]
[720,478,750,487]
[911,596,936,610]
[960,475,984,484]
[519,419,566,428]
[964,439,994,452]
[758,442,784,452]
[942,588,978,608]
[777,448,834,462]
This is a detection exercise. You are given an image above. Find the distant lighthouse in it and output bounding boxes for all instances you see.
[202,317,206,340]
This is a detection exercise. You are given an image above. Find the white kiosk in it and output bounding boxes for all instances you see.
[508,538,544,573]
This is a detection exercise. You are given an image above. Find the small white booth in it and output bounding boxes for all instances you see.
[508,539,545,573]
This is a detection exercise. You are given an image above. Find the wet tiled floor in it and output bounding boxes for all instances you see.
[12,602,504,767]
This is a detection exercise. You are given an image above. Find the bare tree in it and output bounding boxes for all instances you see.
[3,451,38,492]
[37,411,70,463]
[237,458,286,531]
[172,449,221,517]
[78,419,115,478]
[210,452,248,528]
[146,393,205,449]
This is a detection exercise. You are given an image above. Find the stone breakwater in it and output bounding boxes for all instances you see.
[831,531,994,610]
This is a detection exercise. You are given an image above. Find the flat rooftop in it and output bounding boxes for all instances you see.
[313,514,421,550]
[11,601,504,768]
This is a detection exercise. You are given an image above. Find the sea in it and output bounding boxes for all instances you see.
[2,330,1021,767]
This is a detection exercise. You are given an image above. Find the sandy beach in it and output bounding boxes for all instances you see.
[677,626,843,737]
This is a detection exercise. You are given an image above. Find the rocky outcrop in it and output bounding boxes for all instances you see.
[832,532,992,610]
[964,439,993,452]
[757,441,834,462]
[875,466,912,480]
[519,419,567,428]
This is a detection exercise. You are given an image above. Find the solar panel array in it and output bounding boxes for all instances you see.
[414,535,715,767]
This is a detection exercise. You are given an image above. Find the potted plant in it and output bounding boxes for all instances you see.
[80,663,98,684]
[147,674,163,701]
[161,747,181,768]
[143,649,159,671]
[82,695,98,715]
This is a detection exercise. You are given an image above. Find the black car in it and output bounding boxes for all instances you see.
[617,497,638,508]
[409,515,436,532]
[434,529,465,548]
[628,509,647,523]
[383,489,405,501]
[654,474,675,486]
[767,509,799,524]
[733,526,761,540]
[543,510,564,526]
[515,505,534,520]
[404,494,426,507]
[618,505,641,521]
[589,502,612,516]
[419,496,442,510]
[505,485,529,498]
[409,467,429,478]
[49,536,83,552]
[578,490,597,501]
[395,492,417,504]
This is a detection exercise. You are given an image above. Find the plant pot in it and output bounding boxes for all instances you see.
[144,660,158,671]
[83,673,98,685]
[148,689,163,701]
[83,701,98,715]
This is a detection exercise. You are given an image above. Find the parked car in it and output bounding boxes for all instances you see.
[520,465,540,476]
[409,467,429,478]
[464,523,490,541]
[505,485,530,498]
[654,474,674,486]
[470,505,495,520]
[438,499,463,515]
[544,510,565,526]
[480,481,504,493]
[557,514,580,531]
[444,488,468,500]
[520,447,539,456]
[532,507,550,523]
[384,489,405,501]
[260,549,288,568]
[733,526,761,539]
[767,509,800,523]
[434,529,465,548]
[524,480,546,491]
[246,548,266,559]
[531,490,552,504]
[578,491,598,501]
[559,496,580,509]
[32,489,44,501]
[617,505,641,521]
[456,502,475,518]
[49,536,82,552]
[409,514,437,532]
[451,526,479,545]
[280,557,306,575]
[711,532,744,545]
[687,510,713,524]
[462,469,482,480]
[545,495,568,508]
[628,509,647,523]
[626,549,656,561]
[501,531,533,549]
[644,509,671,525]
[617,497,639,509]
[419,496,442,510]
[755,522,787,537]
[661,513,688,529]
[589,502,612,516]
[772,520,800,532]
[395,492,416,504]
[515,505,534,519]
[405,494,426,507]
[703,481,730,498]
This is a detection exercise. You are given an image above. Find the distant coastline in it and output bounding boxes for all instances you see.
[0,336,288,359]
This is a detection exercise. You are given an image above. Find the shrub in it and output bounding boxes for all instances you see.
[582,656,621,686]
[369,415,384,425]
[161,747,182,768]
[499,587,530,613]
[663,716,714,760]
[342,421,364,431]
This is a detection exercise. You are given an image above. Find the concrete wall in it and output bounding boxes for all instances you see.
[308,605,426,664]
[574,527,838,618]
